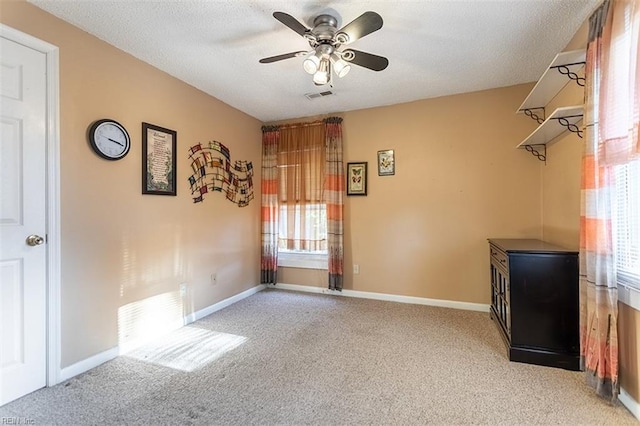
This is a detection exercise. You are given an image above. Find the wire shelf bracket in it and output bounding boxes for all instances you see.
[550,62,586,87]
[554,114,584,138]
[524,144,547,163]
[522,107,545,124]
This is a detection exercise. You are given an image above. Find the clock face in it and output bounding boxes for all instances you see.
[88,119,131,160]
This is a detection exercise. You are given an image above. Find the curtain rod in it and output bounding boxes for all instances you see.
[262,117,343,132]
[278,120,324,130]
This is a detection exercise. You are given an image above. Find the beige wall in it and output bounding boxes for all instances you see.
[540,21,585,250]
[540,77,584,250]
[538,17,587,250]
[1,1,262,367]
[277,83,542,305]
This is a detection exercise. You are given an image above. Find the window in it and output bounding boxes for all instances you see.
[614,159,640,289]
[598,0,640,306]
[278,203,327,251]
[276,124,328,269]
[277,201,328,269]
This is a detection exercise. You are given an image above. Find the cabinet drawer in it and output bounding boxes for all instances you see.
[490,245,509,271]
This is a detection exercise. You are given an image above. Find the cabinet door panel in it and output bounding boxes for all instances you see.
[509,253,579,352]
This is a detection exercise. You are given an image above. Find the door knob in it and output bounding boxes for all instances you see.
[26,234,44,246]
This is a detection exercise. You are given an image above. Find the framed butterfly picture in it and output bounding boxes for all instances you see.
[347,162,368,196]
[377,149,395,176]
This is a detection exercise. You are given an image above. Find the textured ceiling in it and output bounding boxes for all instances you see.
[28,0,599,122]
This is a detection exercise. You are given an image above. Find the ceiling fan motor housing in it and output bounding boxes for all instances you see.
[316,43,334,58]
[312,14,338,42]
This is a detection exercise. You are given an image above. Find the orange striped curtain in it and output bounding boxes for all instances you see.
[261,126,279,284]
[580,0,618,401]
[324,117,344,290]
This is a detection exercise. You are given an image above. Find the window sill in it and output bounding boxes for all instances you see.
[278,251,327,270]
[618,282,640,311]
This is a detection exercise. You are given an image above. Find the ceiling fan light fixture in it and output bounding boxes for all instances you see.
[313,59,330,85]
[303,52,321,74]
[330,53,351,78]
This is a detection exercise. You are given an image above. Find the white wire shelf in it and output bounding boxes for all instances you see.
[516,105,584,148]
[516,50,586,113]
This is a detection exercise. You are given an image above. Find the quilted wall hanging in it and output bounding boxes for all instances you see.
[187,141,254,207]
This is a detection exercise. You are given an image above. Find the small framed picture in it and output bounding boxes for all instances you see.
[377,149,395,176]
[346,162,367,196]
[142,122,177,196]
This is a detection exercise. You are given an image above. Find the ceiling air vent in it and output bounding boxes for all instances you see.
[305,91,334,100]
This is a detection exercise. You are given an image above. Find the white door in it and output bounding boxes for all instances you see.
[0,36,48,406]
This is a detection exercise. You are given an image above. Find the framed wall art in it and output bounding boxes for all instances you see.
[142,122,177,196]
[346,162,367,196]
[377,149,395,176]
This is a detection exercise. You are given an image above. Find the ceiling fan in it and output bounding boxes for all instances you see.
[259,11,389,86]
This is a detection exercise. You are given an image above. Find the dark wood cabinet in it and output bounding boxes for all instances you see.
[488,238,580,371]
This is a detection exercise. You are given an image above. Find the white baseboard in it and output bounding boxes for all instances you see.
[619,387,640,421]
[58,346,119,383]
[56,284,266,384]
[184,284,267,324]
[274,283,490,312]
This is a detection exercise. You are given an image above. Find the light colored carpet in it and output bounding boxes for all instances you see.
[1,288,636,425]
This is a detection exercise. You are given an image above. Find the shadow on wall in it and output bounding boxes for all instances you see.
[115,224,251,355]
[117,223,191,300]
[114,221,192,352]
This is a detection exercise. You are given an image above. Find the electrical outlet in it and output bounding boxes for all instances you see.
[211,273,217,285]
[179,283,188,297]
[353,264,359,274]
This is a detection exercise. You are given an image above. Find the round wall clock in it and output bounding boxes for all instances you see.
[88,119,131,160]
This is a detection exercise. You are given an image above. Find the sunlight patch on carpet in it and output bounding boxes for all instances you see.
[125,326,246,372]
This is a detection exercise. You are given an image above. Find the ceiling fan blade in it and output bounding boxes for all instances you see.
[336,11,383,44]
[273,12,309,37]
[343,49,389,71]
[259,51,307,64]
